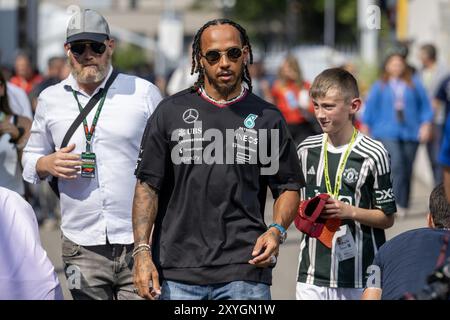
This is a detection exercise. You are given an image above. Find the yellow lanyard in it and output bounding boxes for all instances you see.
[323,128,358,199]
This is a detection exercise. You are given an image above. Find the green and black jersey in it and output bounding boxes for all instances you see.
[296,132,396,288]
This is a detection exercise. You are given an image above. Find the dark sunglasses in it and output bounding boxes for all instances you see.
[69,41,107,56]
[201,47,245,63]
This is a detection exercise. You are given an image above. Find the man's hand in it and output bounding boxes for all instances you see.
[248,228,279,268]
[132,181,160,299]
[133,250,161,300]
[249,190,299,268]
[36,143,82,180]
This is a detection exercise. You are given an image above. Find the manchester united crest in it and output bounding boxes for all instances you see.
[343,168,359,184]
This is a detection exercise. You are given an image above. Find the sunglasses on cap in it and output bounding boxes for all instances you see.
[201,47,245,63]
[69,41,107,56]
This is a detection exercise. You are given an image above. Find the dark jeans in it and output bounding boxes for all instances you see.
[380,139,419,208]
[62,236,142,300]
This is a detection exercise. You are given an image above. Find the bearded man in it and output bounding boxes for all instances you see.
[22,9,162,300]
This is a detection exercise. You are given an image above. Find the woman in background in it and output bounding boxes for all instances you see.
[271,55,318,144]
[362,53,433,217]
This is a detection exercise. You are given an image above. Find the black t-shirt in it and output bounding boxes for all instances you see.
[135,88,303,285]
[366,228,450,299]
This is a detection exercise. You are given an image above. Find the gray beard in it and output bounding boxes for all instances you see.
[70,55,111,84]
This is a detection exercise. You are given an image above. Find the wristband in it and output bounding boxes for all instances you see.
[268,223,287,244]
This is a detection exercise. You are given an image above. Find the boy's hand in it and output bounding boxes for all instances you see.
[321,198,354,220]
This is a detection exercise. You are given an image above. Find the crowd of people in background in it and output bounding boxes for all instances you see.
[1,53,68,230]
[1,46,449,216]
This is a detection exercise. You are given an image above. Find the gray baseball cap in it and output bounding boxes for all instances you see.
[66,9,110,43]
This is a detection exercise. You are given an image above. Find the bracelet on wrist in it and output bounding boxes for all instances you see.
[132,243,151,258]
[132,248,151,258]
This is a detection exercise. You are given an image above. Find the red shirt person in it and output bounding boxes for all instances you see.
[271,55,317,144]
[9,54,43,95]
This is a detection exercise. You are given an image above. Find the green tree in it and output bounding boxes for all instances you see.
[213,0,359,47]
[307,0,358,45]
[112,43,147,72]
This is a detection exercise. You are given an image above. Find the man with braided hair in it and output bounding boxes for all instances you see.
[189,19,254,94]
[132,19,303,300]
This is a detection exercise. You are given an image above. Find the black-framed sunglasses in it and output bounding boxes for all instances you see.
[69,41,107,56]
[201,47,245,63]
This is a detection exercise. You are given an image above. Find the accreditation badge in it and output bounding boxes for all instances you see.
[81,152,96,178]
[335,225,356,262]
[395,101,405,123]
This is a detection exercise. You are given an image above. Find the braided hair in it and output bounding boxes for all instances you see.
[190,19,253,92]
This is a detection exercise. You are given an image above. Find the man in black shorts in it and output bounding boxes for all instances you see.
[132,18,303,300]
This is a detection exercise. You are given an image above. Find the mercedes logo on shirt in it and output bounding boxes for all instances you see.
[182,109,199,124]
